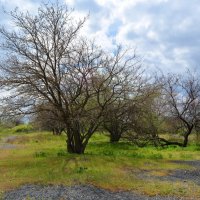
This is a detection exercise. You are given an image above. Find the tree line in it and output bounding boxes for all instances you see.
[0,2,200,154]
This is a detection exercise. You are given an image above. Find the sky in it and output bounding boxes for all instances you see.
[0,0,200,73]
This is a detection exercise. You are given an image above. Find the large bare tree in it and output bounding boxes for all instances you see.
[0,3,139,153]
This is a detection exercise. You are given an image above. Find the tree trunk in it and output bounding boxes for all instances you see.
[64,119,98,154]
[66,137,86,154]
[183,136,188,147]
[52,128,62,135]
[182,127,193,147]
[110,131,121,143]
[158,125,193,147]
[65,127,86,154]
[158,137,183,147]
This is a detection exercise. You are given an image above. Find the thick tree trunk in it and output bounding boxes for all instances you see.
[65,126,86,154]
[66,138,86,154]
[65,119,98,154]
[66,135,86,154]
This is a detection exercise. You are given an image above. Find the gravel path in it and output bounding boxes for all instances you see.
[168,160,200,185]
[2,184,179,200]
[137,160,200,186]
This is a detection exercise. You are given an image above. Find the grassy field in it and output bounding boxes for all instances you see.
[1,127,200,198]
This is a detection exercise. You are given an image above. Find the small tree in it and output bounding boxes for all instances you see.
[103,61,143,143]
[103,100,132,143]
[160,71,200,147]
[123,85,163,147]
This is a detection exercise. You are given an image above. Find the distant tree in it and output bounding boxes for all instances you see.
[123,85,163,147]
[159,71,200,147]
[103,100,132,143]
[32,103,65,135]
[0,3,139,153]
[102,62,143,143]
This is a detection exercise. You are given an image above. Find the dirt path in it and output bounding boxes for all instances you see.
[0,135,18,150]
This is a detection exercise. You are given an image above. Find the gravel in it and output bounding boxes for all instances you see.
[168,160,200,185]
[137,160,200,185]
[169,169,200,184]
[2,184,180,200]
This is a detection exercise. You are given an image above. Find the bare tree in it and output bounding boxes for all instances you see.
[103,100,132,143]
[159,71,200,147]
[102,60,143,143]
[32,103,65,135]
[0,3,139,153]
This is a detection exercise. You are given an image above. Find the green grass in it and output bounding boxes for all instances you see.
[0,129,200,198]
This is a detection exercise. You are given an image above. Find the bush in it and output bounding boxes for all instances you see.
[76,166,88,173]
[12,124,33,133]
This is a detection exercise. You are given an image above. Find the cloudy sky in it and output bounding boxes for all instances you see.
[0,0,200,73]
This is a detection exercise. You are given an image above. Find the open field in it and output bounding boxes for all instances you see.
[1,128,200,199]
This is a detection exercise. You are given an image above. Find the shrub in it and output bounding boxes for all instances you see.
[76,166,88,173]
[12,124,33,133]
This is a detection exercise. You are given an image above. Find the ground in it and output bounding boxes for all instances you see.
[0,127,200,199]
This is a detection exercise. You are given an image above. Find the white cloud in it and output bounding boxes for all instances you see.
[0,0,38,11]
[1,0,200,73]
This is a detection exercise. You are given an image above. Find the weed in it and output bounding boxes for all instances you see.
[35,151,47,158]
[76,166,88,173]
[194,145,200,151]
[180,153,193,159]
[168,153,173,159]
[57,150,67,157]
[101,150,114,156]
[131,152,145,158]
[148,153,163,160]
